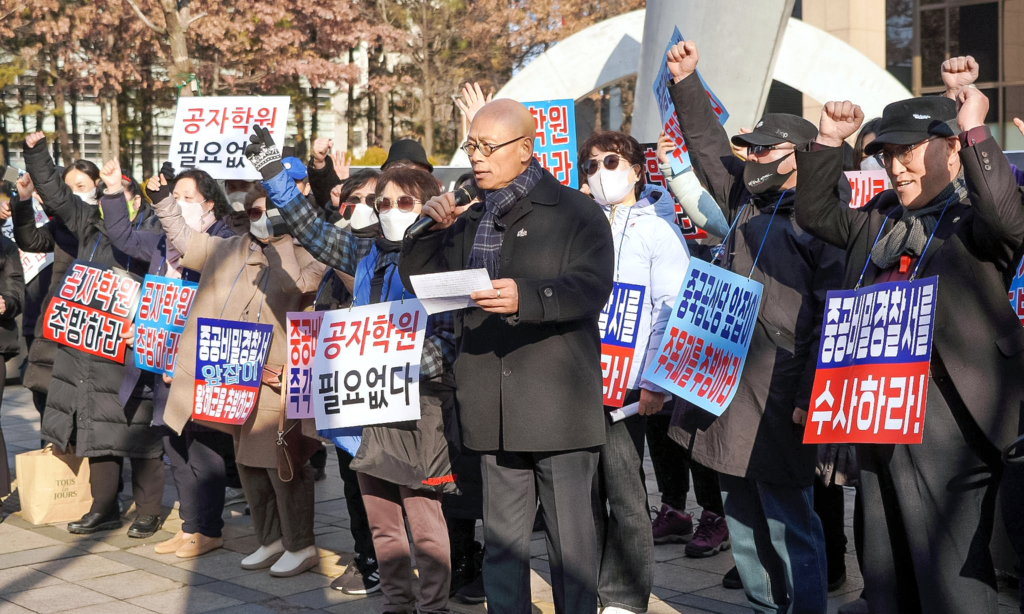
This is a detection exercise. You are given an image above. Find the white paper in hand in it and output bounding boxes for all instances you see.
[608,402,640,423]
[409,268,493,314]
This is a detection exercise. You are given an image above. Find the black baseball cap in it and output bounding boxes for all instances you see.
[731,113,818,148]
[382,139,433,172]
[864,96,957,156]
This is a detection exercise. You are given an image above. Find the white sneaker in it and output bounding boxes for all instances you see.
[240,539,285,570]
[224,487,247,507]
[602,608,636,614]
[269,545,319,577]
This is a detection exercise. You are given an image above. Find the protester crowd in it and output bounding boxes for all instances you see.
[0,41,1022,614]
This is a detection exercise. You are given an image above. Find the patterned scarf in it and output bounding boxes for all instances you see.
[467,158,543,278]
[870,169,967,270]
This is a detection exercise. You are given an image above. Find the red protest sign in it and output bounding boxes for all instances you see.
[42,260,142,363]
[844,170,891,209]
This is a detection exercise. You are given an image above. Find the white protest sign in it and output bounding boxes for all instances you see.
[845,170,891,209]
[2,216,53,283]
[168,96,290,181]
[313,300,427,430]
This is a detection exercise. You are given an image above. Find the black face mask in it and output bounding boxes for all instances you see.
[743,152,795,195]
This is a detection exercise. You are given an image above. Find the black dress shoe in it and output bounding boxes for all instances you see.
[127,515,162,538]
[68,511,123,535]
[722,565,743,589]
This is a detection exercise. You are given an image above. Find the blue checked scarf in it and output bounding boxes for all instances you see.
[467,158,544,277]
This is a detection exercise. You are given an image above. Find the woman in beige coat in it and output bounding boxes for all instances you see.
[153,184,326,577]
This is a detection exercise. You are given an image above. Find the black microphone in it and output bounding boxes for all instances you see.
[405,182,480,240]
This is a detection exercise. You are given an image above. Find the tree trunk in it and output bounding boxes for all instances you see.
[34,71,45,131]
[346,49,356,149]
[118,89,131,170]
[1,113,8,167]
[419,4,434,157]
[50,62,74,167]
[110,94,120,164]
[141,64,154,177]
[160,0,195,95]
[377,91,391,151]
[294,90,306,157]
[18,87,27,134]
[310,87,319,140]
[71,91,80,158]
[619,78,635,135]
[99,96,110,162]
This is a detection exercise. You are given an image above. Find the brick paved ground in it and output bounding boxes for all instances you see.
[0,383,1019,613]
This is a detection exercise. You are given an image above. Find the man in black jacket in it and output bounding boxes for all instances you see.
[399,99,614,614]
[795,87,1024,614]
[664,40,845,613]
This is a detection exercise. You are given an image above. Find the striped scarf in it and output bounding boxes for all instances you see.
[467,158,543,278]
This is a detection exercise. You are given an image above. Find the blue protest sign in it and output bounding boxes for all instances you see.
[652,27,730,175]
[524,99,578,187]
[134,275,198,375]
[192,318,274,426]
[1010,256,1024,326]
[805,278,938,445]
[599,282,646,408]
[643,259,762,415]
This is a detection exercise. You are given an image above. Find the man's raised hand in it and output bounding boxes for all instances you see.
[100,159,122,192]
[311,137,333,169]
[420,192,472,231]
[24,131,45,149]
[941,56,979,99]
[816,101,864,148]
[666,40,698,83]
[15,173,34,202]
[957,86,989,132]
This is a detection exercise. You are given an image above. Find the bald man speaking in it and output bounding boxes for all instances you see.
[400,100,614,613]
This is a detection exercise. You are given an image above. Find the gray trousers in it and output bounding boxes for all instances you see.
[481,448,599,614]
[860,374,1002,614]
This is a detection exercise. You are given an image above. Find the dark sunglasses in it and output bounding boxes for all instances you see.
[246,207,265,222]
[748,143,794,155]
[344,195,371,205]
[581,154,629,176]
[375,194,420,213]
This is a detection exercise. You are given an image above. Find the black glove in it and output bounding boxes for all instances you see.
[159,161,176,184]
[147,161,174,204]
[244,124,284,181]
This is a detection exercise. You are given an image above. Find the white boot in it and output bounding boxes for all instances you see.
[270,544,319,577]
[240,538,285,570]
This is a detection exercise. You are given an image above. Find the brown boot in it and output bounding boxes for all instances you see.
[155,530,189,555]
[175,533,224,558]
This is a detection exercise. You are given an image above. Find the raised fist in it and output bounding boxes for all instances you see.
[941,56,979,98]
[146,166,172,204]
[666,40,698,83]
[311,137,333,168]
[24,131,45,149]
[15,172,34,202]
[816,101,864,148]
[956,86,989,132]
[100,159,122,193]
[244,124,284,180]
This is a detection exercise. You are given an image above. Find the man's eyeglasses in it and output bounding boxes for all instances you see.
[375,194,421,213]
[581,154,630,177]
[748,143,794,156]
[880,137,939,167]
[460,136,528,158]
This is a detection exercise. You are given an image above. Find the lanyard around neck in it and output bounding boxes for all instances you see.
[854,194,955,289]
[712,191,788,280]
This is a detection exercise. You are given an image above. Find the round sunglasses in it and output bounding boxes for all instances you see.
[581,154,631,177]
[375,194,421,213]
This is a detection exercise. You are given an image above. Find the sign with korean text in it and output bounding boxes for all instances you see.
[133,275,198,375]
[2,215,53,283]
[640,142,708,240]
[42,260,142,362]
[286,311,323,420]
[1009,256,1024,327]
[192,318,274,426]
[845,170,891,209]
[524,99,578,187]
[313,301,427,430]
[168,96,290,181]
[653,27,730,175]
[599,282,646,408]
[804,278,938,445]
[643,259,762,415]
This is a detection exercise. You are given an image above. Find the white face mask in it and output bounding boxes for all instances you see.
[227,191,247,212]
[178,200,207,231]
[349,203,379,231]
[379,208,418,242]
[860,154,885,172]
[249,210,270,241]
[74,190,98,206]
[588,167,636,206]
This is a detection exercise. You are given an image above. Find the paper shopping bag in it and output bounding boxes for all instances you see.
[14,445,93,525]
